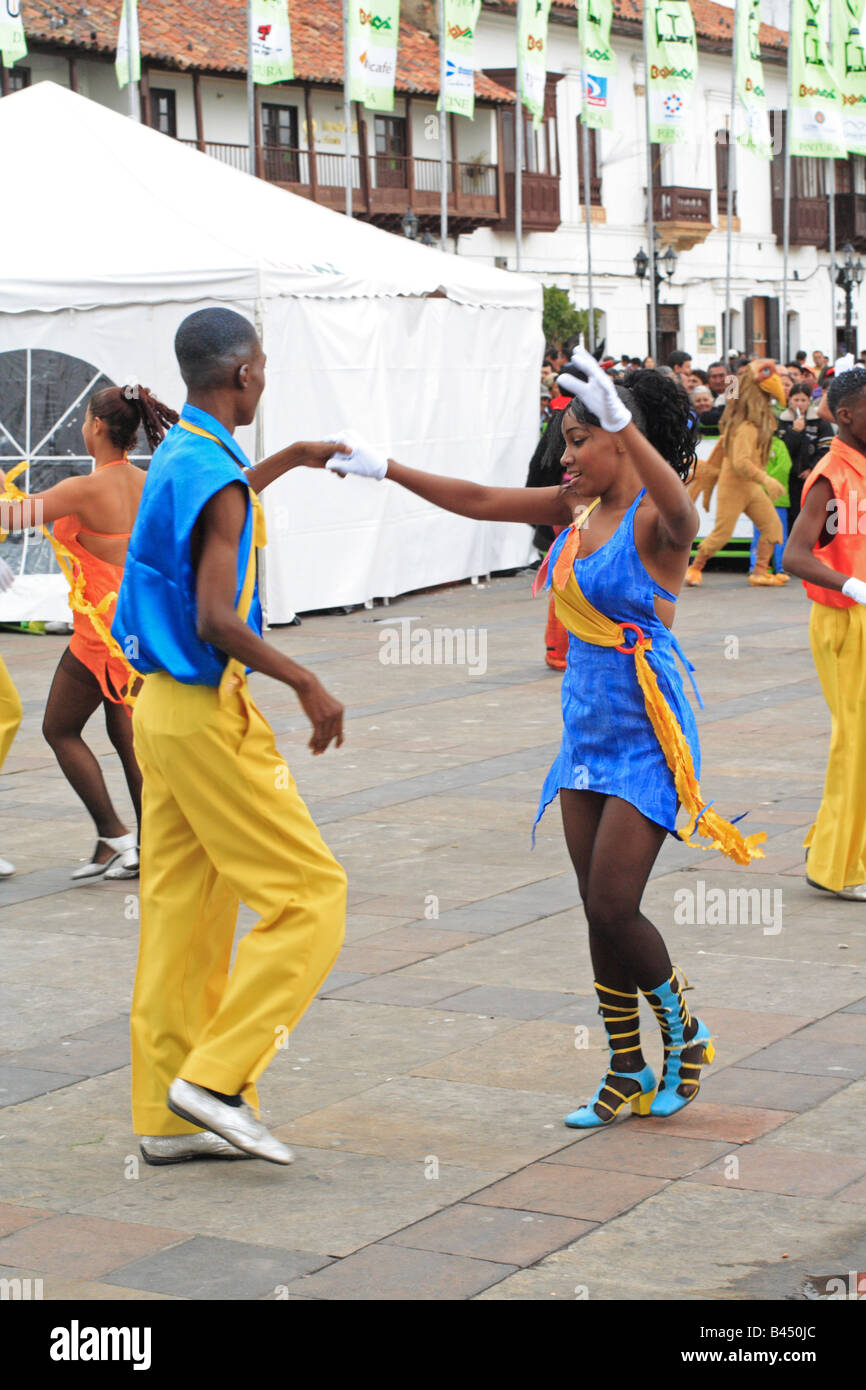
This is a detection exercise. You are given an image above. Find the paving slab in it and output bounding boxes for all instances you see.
[385,1204,594,1267]
[285,1242,517,1300]
[103,1235,331,1301]
[468,1161,668,1222]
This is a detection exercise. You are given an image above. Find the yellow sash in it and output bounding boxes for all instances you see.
[0,459,140,707]
[176,417,267,701]
[552,550,765,867]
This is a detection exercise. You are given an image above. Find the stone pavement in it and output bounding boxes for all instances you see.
[0,568,864,1302]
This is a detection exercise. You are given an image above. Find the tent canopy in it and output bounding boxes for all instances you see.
[0,82,542,622]
[0,82,540,315]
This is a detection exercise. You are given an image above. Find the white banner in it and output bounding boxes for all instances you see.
[115,0,141,89]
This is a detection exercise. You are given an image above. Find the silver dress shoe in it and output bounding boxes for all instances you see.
[807,874,866,902]
[167,1078,294,1165]
[71,832,138,881]
[140,1131,253,1165]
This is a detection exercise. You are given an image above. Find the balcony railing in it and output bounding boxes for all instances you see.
[502,171,561,232]
[181,139,502,227]
[652,186,712,224]
[771,196,828,247]
[834,191,866,251]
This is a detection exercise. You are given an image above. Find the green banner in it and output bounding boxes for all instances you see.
[115,0,141,90]
[645,0,698,144]
[441,0,481,119]
[519,0,552,128]
[735,0,772,159]
[833,0,866,155]
[251,0,294,85]
[0,0,26,69]
[790,0,845,156]
[348,1,400,112]
[577,0,617,132]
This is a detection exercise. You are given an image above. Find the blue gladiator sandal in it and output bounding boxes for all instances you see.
[565,982,656,1128]
[642,968,715,1117]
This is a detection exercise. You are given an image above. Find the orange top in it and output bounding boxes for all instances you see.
[800,438,866,608]
[52,512,132,703]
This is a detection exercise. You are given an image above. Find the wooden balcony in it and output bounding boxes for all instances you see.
[651,185,713,251]
[771,196,829,247]
[181,141,504,234]
[834,192,866,252]
[501,171,561,232]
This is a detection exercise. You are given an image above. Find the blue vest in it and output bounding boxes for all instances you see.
[112,404,262,686]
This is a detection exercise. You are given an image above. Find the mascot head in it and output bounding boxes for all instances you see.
[720,358,785,464]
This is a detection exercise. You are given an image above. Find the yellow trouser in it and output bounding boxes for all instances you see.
[805,602,866,892]
[0,654,22,772]
[130,670,347,1136]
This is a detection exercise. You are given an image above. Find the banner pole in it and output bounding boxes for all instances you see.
[438,0,448,249]
[126,0,140,121]
[643,2,656,360]
[579,71,595,351]
[247,1,256,177]
[515,0,524,272]
[827,20,837,358]
[781,0,792,362]
[343,0,353,217]
[724,0,737,359]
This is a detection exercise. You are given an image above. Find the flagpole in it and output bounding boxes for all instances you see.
[125,0,140,121]
[438,0,448,249]
[724,0,737,359]
[247,1,256,177]
[343,0,353,216]
[515,0,524,273]
[579,71,595,352]
[643,2,657,359]
[781,0,792,362]
[827,20,837,357]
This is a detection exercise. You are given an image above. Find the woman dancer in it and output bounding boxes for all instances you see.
[0,386,177,880]
[324,352,764,1127]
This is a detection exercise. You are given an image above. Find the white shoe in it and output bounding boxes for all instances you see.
[807,874,866,902]
[167,1078,294,1165]
[140,1131,253,1165]
[71,832,138,881]
[0,855,15,877]
[104,843,139,879]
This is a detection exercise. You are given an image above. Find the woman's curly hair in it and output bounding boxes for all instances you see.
[566,367,698,482]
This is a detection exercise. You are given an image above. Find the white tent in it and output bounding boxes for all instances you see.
[0,82,542,622]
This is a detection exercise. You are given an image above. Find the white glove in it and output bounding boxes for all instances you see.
[834,353,855,378]
[842,576,866,605]
[562,347,632,433]
[325,429,388,481]
[0,557,15,593]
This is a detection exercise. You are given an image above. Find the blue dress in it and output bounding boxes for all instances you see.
[534,489,702,839]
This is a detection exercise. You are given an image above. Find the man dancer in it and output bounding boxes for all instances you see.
[784,367,866,901]
[114,308,348,1164]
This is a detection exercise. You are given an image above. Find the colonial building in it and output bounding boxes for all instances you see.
[4,0,862,361]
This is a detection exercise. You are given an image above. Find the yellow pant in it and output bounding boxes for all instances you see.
[805,602,866,891]
[130,670,347,1136]
[0,654,22,772]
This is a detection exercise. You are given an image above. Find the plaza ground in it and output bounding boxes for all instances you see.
[0,566,864,1301]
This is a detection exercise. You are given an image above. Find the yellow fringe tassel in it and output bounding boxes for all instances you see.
[552,565,765,866]
[0,460,139,709]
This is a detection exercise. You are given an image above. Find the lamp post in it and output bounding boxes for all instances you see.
[836,241,864,353]
[634,234,678,359]
[401,207,420,240]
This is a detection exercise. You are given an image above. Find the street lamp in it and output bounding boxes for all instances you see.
[836,241,864,353]
[634,235,678,358]
[401,207,419,240]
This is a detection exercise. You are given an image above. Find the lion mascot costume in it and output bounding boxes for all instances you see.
[686,359,788,587]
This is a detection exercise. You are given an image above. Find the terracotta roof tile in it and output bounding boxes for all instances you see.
[19,0,515,100]
[483,0,788,56]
